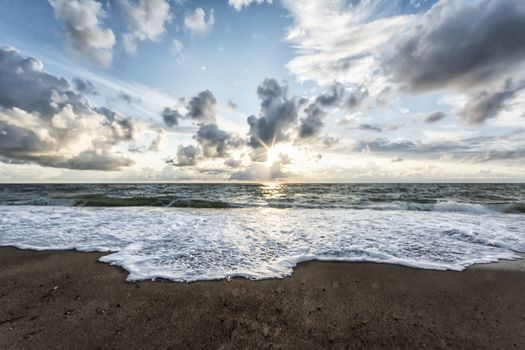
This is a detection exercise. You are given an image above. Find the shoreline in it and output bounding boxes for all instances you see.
[1,247,525,349]
[2,245,525,282]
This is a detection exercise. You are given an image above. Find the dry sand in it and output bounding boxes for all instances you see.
[1,247,524,349]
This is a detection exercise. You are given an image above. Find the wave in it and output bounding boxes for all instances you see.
[1,206,524,282]
[1,194,523,214]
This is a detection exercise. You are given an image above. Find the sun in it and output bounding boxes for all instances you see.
[265,144,297,165]
[266,146,280,164]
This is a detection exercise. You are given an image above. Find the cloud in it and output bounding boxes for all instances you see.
[229,160,289,181]
[120,0,172,55]
[459,80,525,124]
[195,124,242,158]
[0,47,139,171]
[425,111,446,123]
[161,90,217,128]
[383,0,525,93]
[184,8,215,35]
[72,78,97,95]
[284,0,525,124]
[173,145,200,166]
[283,0,412,86]
[227,100,238,110]
[172,39,184,54]
[354,124,384,132]
[149,128,167,152]
[48,0,115,67]
[228,0,272,11]
[247,79,300,150]
[186,90,217,123]
[224,158,242,168]
[314,82,346,107]
[116,92,141,105]
[298,103,326,138]
[345,85,368,110]
[161,107,184,127]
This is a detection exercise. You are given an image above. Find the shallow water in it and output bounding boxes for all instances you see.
[1,200,524,281]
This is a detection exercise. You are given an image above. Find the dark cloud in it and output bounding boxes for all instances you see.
[315,82,345,107]
[247,79,300,149]
[298,103,326,138]
[72,78,97,95]
[195,124,242,158]
[0,47,74,117]
[425,111,446,123]
[162,107,184,127]
[162,90,218,127]
[49,150,134,171]
[172,145,200,167]
[391,157,404,163]
[186,90,217,123]
[383,0,525,92]
[0,47,138,171]
[459,80,525,124]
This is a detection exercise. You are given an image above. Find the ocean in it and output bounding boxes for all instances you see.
[1,183,524,281]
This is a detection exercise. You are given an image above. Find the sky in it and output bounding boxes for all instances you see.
[0,0,524,182]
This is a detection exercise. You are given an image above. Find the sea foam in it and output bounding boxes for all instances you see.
[1,206,524,281]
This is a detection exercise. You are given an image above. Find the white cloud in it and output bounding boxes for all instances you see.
[120,0,172,55]
[228,0,272,11]
[48,0,115,67]
[184,7,215,35]
[172,38,184,53]
[282,0,412,87]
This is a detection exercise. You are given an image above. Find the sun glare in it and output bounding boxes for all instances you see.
[264,144,298,165]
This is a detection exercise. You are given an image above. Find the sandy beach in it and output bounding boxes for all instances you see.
[0,247,524,349]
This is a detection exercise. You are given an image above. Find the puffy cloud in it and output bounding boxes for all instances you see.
[228,0,272,11]
[425,111,446,123]
[149,128,167,152]
[161,90,217,127]
[173,145,200,166]
[459,81,525,124]
[195,124,242,158]
[120,0,172,55]
[48,0,115,67]
[298,103,326,139]
[184,8,215,35]
[186,90,217,123]
[247,79,300,149]
[162,107,184,127]
[0,47,139,171]
[383,0,525,92]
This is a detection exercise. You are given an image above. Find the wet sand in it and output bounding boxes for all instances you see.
[1,247,524,349]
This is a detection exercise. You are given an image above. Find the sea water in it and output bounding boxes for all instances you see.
[0,183,524,281]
